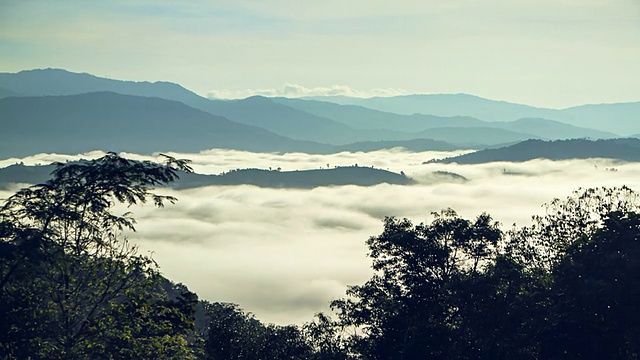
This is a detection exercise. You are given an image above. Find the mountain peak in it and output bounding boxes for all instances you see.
[243,95,272,102]
[0,68,197,100]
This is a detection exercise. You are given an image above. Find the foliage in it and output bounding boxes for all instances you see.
[203,301,312,360]
[303,313,353,360]
[508,186,639,271]
[543,210,640,359]
[0,153,198,359]
[330,210,506,359]
[329,187,640,360]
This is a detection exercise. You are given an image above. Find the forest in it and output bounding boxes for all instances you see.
[1,153,639,359]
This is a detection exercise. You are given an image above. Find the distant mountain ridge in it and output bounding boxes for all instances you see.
[0,68,636,153]
[435,138,640,164]
[413,127,540,147]
[0,92,332,157]
[0,69,532,148]
[0,92,478,157]
[561,102,640,136]
[305,93,561,122]
[0,69,373,145]
[306,94,639,136]
[194,96,364,145]
[274,97,618,140]
[272,97,487,132]
[0,69,539,146]
[0,68,198,102]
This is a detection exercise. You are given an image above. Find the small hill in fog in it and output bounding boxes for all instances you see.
[0,163,414,189]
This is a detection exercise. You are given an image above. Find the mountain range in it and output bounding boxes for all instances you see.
[0,68,639,160]
[0,92,331,157]
[307,94,640,136]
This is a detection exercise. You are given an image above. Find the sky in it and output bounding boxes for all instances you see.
[1,0,639,108]
[2,149,640,325]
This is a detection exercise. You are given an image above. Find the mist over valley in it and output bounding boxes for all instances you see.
[3,149,640,325]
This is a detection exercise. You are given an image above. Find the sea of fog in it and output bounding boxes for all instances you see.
[2,149,640,325]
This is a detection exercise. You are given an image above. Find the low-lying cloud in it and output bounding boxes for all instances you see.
[206,83,408,99]
[2,149,640,325]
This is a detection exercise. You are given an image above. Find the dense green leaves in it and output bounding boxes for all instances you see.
[0,153,197,359]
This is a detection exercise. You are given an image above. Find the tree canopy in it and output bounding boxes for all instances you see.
[0,153,198,359]
[327,187,640,360]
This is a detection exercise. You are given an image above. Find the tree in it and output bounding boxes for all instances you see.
[303,313,352,360]
[453,254,547,360]
[543,211,640,359]
[203,301,312,360]
[0,152,198,359]
[330,210,505,360]
[329,187,640,360]
[508,186,640,272]
[203,302,268,360]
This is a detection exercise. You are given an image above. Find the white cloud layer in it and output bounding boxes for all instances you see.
[206,83,409,99]
[3,149,640,325]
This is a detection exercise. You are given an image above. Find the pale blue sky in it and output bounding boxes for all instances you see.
[1,0,639,108]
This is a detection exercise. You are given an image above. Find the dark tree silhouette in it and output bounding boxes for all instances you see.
[330,210,506,359]
[203,301,312,360]
[543,211,640,359]
[330,188,640,360]
[0,153,198,359]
